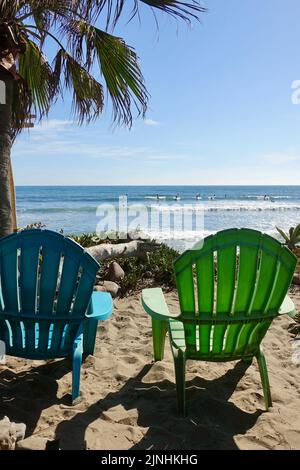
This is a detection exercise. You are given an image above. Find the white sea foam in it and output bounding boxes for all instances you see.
[147,202,300,212]
[140,227,281,244]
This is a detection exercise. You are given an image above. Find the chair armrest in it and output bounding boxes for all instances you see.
[141,288,180,321]
[279,295,297,319]
[169,319,186,351]
[86,292,113,321]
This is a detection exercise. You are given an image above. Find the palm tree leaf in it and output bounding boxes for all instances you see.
[46,17,149,125]
[18,39,57,118]
[95,1,206,27]
[0,1,22,18]
[64,22,148,125]
[11,78,32,139]
[139,0,206,20]
[61,51,104,123]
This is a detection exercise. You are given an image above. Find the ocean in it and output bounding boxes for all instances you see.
[16,185,300,252]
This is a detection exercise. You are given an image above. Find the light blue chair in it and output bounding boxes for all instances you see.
[0,229,113,403]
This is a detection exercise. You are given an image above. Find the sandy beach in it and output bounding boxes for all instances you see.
[0,287,300,450]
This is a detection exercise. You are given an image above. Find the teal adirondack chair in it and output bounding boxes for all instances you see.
[142,228,297,415]
[0,229,113,403]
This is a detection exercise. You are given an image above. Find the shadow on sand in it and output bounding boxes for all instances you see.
[0,359,71,436]
[54,360,263,450]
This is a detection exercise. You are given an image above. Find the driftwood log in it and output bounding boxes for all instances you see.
[86,240,160,262]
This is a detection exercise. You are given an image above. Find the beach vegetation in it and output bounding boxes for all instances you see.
[276,224,300,251]
[276,224,300,286]
[68,232,179,295]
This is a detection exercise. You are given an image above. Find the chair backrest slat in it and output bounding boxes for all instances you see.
[6,318,23,350]
[175,251,195,314]
[215,230,237,315]
[0,236,19,312]
[20,234,41,313]
[39,248,62,314]
[211,324,227,354]
[50,322,67,352]
[38,322,51,353]
[251,235,282,313]
[222,323,243,355]
[72,263,96,315]
[199,324,211,355]
[267,247,295,312]
[233,231,261,314]
[21,319,36,354]
[196,238,214,314]
[55,255,81,315]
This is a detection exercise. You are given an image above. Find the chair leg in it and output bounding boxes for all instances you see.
[256,348,272,411]
[152,318,168,361]
[83,318,98,356]
[72,336,83,404]
[242,357,253,365]
[173,349,186,416]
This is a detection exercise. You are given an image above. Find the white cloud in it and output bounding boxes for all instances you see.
[32,119,74,132]
[12,118,197,162]
[261,152,300,165]
[13,138,150,160]
[144,119,160,126]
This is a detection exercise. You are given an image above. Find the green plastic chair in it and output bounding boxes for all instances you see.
[142,228,297,415]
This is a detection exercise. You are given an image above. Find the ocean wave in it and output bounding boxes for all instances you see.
[241,195,291,200]
[19,202,300,214]
[148,203,300,212]
[140,228,281,243]
[19,206,97,214]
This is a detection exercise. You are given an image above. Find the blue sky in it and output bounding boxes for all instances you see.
[13,0,300,185]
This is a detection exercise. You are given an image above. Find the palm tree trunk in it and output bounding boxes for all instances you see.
[0,69,13,238]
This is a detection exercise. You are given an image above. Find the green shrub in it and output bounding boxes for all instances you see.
[98,243,179,295]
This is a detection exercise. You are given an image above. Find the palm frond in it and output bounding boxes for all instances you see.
[90,26,148,125]
[60,20,148,125]
[11,78,31,139]
[95,1,206,28]
[0,1,22,19]
[61,51,104,124]
[18,39,57,118]
[138,0,206,21]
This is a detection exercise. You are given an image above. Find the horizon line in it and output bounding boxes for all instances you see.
[15,184,300,187]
